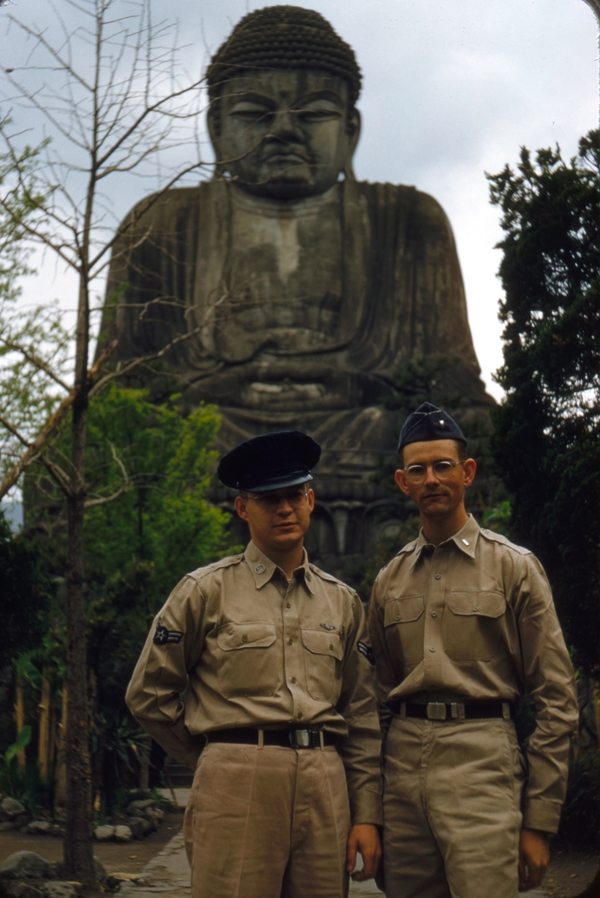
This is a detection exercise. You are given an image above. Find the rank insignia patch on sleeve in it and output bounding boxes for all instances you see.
[357,641,375,665]
[153,623,184,646]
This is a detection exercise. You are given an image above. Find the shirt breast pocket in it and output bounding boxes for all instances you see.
[443,592,506,661]
[301,629,344,704]
[384,596,425,666]
[216,621,277,697]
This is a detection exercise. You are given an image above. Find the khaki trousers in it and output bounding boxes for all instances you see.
[383,716,525,898]
[183,742,351,898]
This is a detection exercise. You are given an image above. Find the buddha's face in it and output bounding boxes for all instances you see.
[209,69,360,200]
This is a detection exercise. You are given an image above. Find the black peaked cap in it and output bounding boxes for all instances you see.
[398,402,466,452]
[217,431,321,492]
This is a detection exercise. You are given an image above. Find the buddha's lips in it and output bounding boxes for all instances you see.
[263,151,309,164]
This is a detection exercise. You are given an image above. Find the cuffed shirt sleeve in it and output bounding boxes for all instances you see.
[126,575,206,769]
[335,592,383,826]
[516,555,578,833]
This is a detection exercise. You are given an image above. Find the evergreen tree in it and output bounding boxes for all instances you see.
[488,130,600,676]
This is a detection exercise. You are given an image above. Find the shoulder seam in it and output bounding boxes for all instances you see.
[479,529,531,556]
[187,554,245,581]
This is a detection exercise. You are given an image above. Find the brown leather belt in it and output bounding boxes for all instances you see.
[390,700,514,721]
[205,728,336,748]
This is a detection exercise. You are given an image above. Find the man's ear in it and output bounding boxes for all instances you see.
[343,107,361,180]
[463,458,477,488]
[394,468,411,496]
[234,495,249,522]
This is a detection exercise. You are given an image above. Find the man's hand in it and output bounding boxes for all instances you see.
[519,828,550,891]
[346,824,382,882]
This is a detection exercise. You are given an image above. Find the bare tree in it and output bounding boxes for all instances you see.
[0,0,212,882]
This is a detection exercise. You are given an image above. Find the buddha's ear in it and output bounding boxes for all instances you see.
[207,100,227,176]
[343,107,361,180]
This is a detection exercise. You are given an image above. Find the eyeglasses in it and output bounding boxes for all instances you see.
[246,488,309,511]
[404,460,463,483]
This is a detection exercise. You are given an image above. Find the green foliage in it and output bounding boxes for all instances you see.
[0,124,67,482]
[488,130,600,675]
[0,508,50,669]
[71,386,233,709]
[83,385,231,594]
[0,725,32,798]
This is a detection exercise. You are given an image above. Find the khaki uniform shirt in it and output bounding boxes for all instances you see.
[368,515,578,834]
[127,541,382,826]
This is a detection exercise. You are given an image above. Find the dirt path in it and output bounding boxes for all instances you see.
[0,816,596,898]
[0,811,183,878]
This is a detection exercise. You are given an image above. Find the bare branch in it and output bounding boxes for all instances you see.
[0,340,118,500]
[0,415,31,448]
[0,338,71,392]
[84,442,130,508]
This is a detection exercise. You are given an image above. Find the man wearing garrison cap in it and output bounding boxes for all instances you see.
[368,403,577,898]
[127,431,382,898]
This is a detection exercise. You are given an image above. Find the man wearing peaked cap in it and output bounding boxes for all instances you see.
[368,403,577,898]
[127,430,382,898]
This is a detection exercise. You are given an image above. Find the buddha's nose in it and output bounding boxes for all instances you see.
[269,110,303,141]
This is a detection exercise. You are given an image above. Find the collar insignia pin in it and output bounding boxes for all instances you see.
[462,539,469,546]
[255,563,266,574]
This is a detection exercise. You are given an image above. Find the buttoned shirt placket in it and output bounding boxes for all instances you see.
[420,544,449,687]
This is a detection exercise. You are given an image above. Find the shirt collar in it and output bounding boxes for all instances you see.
[244,541,314,593]
[408,514,480,568]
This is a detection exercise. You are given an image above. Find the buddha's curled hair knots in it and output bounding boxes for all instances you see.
[206,5,362,106]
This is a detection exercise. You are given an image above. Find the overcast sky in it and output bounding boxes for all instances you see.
[3,0,599,401]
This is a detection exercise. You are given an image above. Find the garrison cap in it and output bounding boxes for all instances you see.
[217,431,321,492]
[398,402,466,451]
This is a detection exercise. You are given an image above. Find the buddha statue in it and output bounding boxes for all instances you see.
[101,5,492,576]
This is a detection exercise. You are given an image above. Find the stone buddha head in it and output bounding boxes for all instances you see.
[206,6,362,200]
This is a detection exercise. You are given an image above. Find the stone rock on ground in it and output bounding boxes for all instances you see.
[0,822,16,832]
[113,826,132,844]
[125,800,154,813]
[0,852,51,880]
[125,819,144,841]
[1,881,45,898]
[0,799,26,820]
[42,883,78,898]
[26,823,52,836]
[93,825,115,842]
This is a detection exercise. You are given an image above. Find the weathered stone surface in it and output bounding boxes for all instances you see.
[0,852,51,880]
[139,819,153,835]
[99,7,493,579]
[26,822,52,836]
[93,825,115,842]
[0,821,16,832]
[1,881,44,898]
[126,800,154,812]
[125,818,144,840]
[43,883,77,898]
[113,826,132,843]
[0,799,26,820]
[14,817,30,830]
[146,807,163,822]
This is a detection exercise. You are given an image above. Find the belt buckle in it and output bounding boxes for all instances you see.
[289,729,311,748]
[427,702,447,721]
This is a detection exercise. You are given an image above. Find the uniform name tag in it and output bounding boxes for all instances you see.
[153,623,184,645]
[357,641,375,665]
